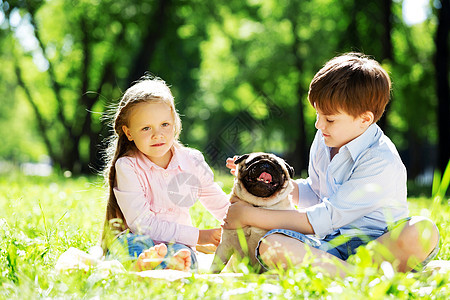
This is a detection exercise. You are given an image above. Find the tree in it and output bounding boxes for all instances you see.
[378,0,393,130]
[3,0,202,174]
[192,0,350,173]
[434,0,450,174]
[1,0,445,181]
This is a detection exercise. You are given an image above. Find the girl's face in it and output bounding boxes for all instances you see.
[314,104,373,151]
[122,102,175,168]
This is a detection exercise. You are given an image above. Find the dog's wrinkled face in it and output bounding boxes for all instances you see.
[235,153,294,198]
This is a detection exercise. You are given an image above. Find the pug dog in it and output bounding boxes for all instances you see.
[211,152,295,273]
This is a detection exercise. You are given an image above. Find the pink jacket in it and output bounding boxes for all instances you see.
[114,145,230,247]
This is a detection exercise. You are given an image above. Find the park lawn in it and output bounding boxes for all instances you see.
[0,172,449,299]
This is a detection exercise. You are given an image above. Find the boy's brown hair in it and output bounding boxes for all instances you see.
[308,52,391,122]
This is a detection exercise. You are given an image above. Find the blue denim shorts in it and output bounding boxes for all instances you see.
[256,229,382,264]
[113,233,198,271]
[256,217,440,271]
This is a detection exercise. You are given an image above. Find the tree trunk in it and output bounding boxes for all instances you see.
[126,0,173,85]
[378,0,393,131]
[434,0,450,174]
[287,4,308,173]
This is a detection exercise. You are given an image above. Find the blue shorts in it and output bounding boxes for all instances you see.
[256,229,382,264]
[111,233,198,271]
[256,217,439,271]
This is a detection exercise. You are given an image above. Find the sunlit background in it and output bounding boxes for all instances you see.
[0,0,448,192]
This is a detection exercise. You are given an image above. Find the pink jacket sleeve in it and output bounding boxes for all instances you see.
[114,157,199,247]
[189,150,230,221]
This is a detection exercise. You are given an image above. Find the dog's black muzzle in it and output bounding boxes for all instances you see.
[241,159,286,198]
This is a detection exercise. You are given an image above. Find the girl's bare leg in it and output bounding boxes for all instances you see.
[133,243,167,271]
[166,249,191,272]
[133,243,192,272]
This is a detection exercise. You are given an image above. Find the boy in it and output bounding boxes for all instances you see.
[224,53,439,275]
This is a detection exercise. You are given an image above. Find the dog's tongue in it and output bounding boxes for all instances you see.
[258,172,272,183]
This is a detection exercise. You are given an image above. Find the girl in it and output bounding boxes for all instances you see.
[102,77,229,272]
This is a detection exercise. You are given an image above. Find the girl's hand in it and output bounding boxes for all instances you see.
[226,156,238,176]
[222,197,253,229]
[198,228,222,246]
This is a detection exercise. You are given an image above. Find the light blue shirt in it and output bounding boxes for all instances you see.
[297,124,409,238]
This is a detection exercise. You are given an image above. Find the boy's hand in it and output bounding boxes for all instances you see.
[198,228,222,246]
[223,197,253,229]
[226,156,238,176]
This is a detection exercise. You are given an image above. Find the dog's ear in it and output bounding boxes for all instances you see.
[284,161,295,178]
[234,154,250,165]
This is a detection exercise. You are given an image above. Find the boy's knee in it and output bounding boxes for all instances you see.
[258,234,289,267]
[259,234,283,257]
[392,216,439,260]
[407,216,439,253]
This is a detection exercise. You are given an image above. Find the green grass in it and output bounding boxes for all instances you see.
[0,170,449,299]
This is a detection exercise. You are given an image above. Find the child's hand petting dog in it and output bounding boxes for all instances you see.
[226,157,238,175]
[212,152,295,273]
[223,197,252,230]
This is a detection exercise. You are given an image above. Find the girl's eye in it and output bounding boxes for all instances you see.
[162,122,170,127]
[326,119,334,123]
[142,127,150,131]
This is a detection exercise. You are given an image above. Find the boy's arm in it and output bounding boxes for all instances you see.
[223,199,315,234]
[307,153,407,238]
[295,178,321,208]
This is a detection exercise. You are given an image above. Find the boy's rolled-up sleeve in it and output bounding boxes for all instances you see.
[296,178,321,208]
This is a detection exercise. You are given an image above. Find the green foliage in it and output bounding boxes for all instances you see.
[0,171,449,298]
[0,0,445,177]
[389,17,438,149]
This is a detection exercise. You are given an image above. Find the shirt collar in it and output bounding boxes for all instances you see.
[343,123,382,161]
[167,144,190,171]
[136,144,188,171]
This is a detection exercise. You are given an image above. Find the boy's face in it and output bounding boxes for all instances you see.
[314,105,373,150]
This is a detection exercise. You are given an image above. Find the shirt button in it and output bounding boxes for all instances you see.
[164,172,169,177]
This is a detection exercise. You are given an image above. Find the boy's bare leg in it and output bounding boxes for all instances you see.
[370,216,439,272]
[259,217,439,276]
[259,234,350,277]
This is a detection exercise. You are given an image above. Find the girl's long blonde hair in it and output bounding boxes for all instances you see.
[101,76,182,252]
